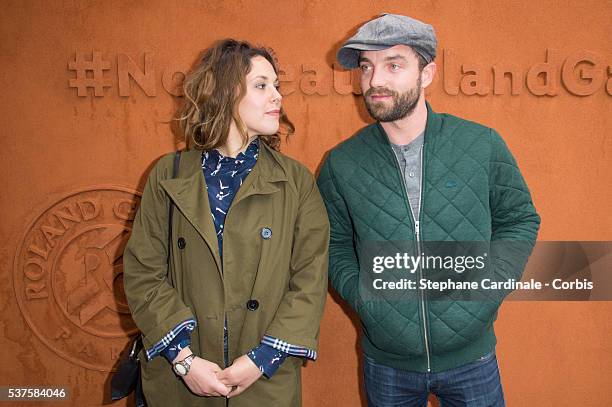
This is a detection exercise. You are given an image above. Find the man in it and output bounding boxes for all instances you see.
[317,13,540,406]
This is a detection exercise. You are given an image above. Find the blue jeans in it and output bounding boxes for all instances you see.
[364,352,505,407]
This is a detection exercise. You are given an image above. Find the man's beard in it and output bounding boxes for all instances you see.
[364,77,422,122]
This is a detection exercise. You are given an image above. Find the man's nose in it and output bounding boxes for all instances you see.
[369,67,386,88]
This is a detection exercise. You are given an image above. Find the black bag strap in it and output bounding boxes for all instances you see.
[166,150,182,266]
[112,151,182,406]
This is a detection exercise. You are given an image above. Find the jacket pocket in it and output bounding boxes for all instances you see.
[356,299,424,357]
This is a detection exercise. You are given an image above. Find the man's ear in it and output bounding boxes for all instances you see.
[421,62,437,88]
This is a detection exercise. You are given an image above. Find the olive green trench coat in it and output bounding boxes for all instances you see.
[123,142,329,406]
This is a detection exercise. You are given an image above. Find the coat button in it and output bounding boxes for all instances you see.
[260,227,272,240]
[177,237,186,249]
[246,299,259,311]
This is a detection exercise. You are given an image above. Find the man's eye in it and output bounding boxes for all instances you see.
[390,63,400,71]
[359,65,371,72]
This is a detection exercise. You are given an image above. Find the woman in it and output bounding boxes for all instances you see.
[123,39,329,406]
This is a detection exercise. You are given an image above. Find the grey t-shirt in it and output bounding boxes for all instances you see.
[390,132,424,222]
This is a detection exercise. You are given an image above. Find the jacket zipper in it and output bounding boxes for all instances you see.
[392,143,431,372]
[415,146,431,372]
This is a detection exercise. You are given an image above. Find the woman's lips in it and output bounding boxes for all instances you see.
[266,110,281,117]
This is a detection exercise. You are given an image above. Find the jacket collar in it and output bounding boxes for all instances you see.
[159,139,288,274]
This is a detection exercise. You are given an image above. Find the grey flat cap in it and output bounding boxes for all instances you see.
[337,13,437,69]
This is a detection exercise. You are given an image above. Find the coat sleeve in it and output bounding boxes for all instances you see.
[264,170,329,351]
[123,155,195,353]
[489,129,541,285]
[316,152,360,309]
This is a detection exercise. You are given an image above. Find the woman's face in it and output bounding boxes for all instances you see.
[237,56,282,137]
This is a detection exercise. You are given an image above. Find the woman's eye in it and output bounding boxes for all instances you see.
[255,83,265,89]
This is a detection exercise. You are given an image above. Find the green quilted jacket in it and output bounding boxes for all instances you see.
[317,104,540,372]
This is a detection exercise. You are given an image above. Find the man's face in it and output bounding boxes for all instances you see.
[359,45,425,122]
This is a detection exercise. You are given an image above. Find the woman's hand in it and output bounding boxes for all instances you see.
[216,354,264,398]
[181,357,231,397]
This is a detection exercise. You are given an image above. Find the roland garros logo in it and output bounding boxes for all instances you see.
[13,186,141,371]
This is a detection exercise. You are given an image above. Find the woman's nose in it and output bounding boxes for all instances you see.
[271,87,282,104]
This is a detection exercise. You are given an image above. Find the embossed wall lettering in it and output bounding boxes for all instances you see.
[68,49,612,98]
[279,63,361,96]
[14,187,141,371]
[117,53,156,97]
[68,51,112,97]
[492,63,522,95]
[526,49,560,96]
[161,63,186,97]
[443,48,611,97]
[561,50,608,96]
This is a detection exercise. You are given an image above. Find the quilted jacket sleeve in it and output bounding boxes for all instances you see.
[489,129,541,283]
[317,152,360,309]
[123,155,196,354]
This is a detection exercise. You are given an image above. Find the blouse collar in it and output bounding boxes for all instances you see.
[202,137,260,171]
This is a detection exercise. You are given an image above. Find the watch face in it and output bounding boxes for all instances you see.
[174,363,188,376]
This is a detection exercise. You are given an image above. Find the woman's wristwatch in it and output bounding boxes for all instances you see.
[173,353,195,376]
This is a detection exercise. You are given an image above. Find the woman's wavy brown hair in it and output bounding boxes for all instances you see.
[178,39,294,151]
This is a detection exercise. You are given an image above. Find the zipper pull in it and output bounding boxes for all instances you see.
[414,221,420,237]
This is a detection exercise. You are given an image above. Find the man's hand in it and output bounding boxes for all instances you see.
[216,354,264,398]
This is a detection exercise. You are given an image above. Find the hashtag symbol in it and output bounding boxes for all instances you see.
[68,51,112,96]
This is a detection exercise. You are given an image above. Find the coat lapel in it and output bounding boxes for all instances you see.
[160,149,222,275]
[230,141,288,207]
[158,142,288,276]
